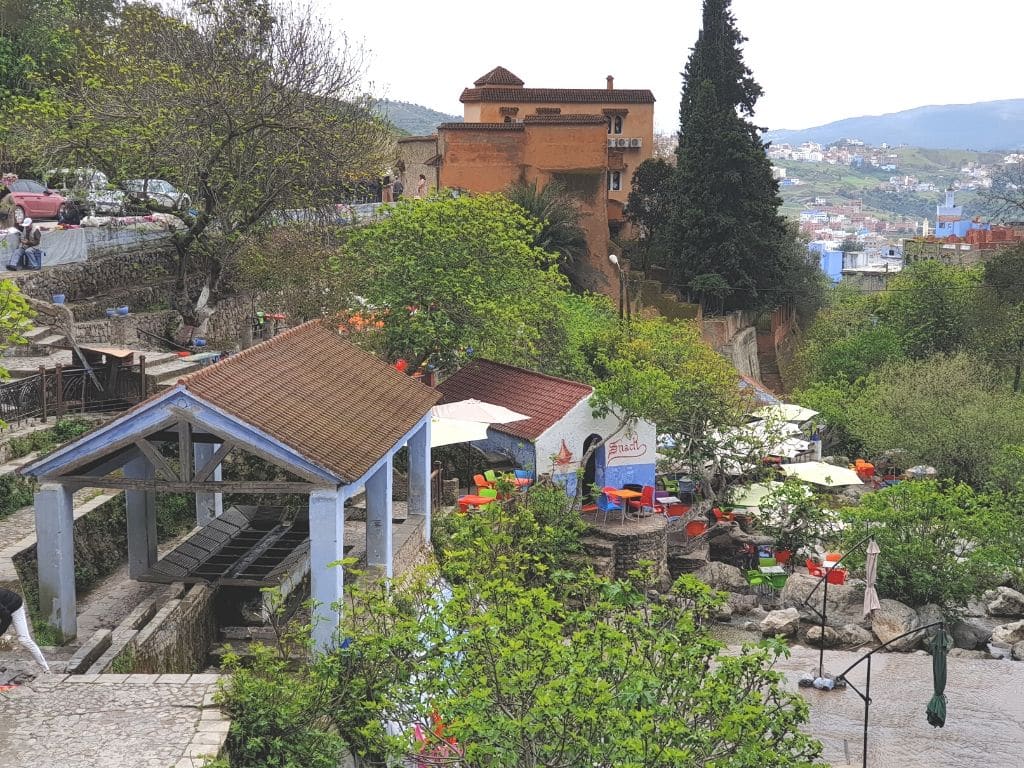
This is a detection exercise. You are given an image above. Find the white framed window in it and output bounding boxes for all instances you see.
[613,115,623,134]
[608,171,621,191]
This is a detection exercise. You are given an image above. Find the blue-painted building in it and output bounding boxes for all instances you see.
[437,360,657,498]
[935,187,990,238]
[808,240,844,283]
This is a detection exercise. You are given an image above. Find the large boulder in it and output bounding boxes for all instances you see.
[693,561,748,593]
[1013,641,1024,661]
[985,587,1024,617]
[951,620,990,650]
[727,592,761,616]
[760,608,801,637]
[916,604,945,646]
[805,624,838,647]
[871,599,921,651]
[781,572,868,628]
[836,623,875,648]
[991,620,1024,646]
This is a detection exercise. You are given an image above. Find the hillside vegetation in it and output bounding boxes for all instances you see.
[375,99,461,135]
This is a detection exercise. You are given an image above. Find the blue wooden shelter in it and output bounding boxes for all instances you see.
[20,321,439,651]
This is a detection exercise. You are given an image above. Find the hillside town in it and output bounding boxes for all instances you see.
[1,2,1023,768]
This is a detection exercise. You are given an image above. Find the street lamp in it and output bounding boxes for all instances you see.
[609,253,629,323]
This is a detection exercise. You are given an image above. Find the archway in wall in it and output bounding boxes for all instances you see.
[582,433,604,503]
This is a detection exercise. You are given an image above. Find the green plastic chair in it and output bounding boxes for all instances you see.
[483,469,499,484]
[768,572,789,590]
[758,557,778,568]
[478,487,499,511]
[745,570,766,586]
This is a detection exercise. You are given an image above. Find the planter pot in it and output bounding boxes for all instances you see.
[193,338,207,348]
[116,305,129,316]
[52,294,65,305]
[105,308,116,318]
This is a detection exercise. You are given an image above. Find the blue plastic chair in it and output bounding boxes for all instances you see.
[596,492,624,524]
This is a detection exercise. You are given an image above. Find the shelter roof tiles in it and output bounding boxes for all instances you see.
[177,320,439,482]
[460,87,655,104]
[438,122,524,131]
[436,359,592,441]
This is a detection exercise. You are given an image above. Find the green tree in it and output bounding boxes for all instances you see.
[503,179,589,291]
[0,278,31,386]
[14,0,391,327]
[841,480,1007,613]
[669,0,788,311]
[973,244,1024,392]
[343,194,575,375]
[625,157,675,268]
[846,353,1024,486]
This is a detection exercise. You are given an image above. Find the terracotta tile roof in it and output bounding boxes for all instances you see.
[438,122,524,132]
[522,114,607,125]
[460,87,655,104]
[474,66,525,87]
[436,360,593,441]
[177,320,440,483]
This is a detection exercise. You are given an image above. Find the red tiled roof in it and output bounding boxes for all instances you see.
[474,66,525,87]
[438,122,524,132]
[436,360,593,441]
[522,114,607,125]
[461,87,655,104]
[178,321,440,483]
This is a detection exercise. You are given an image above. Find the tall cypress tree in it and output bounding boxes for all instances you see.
[671,0,787,312]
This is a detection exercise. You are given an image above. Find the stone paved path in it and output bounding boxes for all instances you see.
[0,673,227,768]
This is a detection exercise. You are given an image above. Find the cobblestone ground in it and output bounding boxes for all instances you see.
[0,674,226,768]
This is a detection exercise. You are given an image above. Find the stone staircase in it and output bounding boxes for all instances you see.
[756,334,785,394]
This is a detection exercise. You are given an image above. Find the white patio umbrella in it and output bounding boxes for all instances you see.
[430,417,490,448]
[780,461,863,487]
[431,399,529,424]
[753,403,820,424]
[863,539,882,617]
[731,482,785,508]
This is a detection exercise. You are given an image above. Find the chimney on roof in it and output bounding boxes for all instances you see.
[606,75,614,90]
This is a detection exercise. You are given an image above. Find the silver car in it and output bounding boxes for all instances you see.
[123,179,192,212]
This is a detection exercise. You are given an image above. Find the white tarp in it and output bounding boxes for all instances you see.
[781,461,863,487]
[753,403,820,424]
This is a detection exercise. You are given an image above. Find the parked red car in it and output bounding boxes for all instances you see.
[3,178,66,224]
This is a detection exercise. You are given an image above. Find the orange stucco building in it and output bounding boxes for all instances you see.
[396,66,655,295]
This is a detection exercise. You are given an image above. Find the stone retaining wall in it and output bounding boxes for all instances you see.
[10,249,177,304]
[127,583,218,674]
[582,516,670,588]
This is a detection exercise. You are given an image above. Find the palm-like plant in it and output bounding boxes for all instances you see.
[504,180,589,290]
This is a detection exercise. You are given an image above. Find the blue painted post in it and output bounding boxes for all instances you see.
[34,483,77,641]
[309,488,344,653]
[365,458,394,578]
[407,419,431,541]
[193,442,223,525]
[124,455,158,579]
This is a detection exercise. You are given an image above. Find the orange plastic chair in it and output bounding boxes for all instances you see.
[684,520,708,538]
[806,558,825,578]
[473,473,493,492]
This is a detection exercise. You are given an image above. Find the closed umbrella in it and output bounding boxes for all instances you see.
[863,539,881,617]
[926,626,952,727]
[431,399,529,424]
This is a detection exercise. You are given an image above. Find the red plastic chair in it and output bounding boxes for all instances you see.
[628,485,656,516]
[806,558,825,578]
[826,568,848,585]
[684,520,708,538]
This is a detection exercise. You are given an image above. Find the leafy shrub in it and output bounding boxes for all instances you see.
[217,644,345,768]
[0,476,34,518]
[7,417,93,459]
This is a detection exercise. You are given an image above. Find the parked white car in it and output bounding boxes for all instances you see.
[45,168,125,216]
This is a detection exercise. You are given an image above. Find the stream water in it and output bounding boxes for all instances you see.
[773,646,1024,767]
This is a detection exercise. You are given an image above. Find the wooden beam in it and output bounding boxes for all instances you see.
[134,439,179,482]
[195,440,235,483]
[178,419,193,483]
[59,475,324,494]
[54,415,179,477]
[148,430,225,445]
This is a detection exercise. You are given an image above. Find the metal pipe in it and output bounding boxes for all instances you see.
[863,654,871,768]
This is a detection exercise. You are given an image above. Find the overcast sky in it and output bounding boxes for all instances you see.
[314,0,1024,133]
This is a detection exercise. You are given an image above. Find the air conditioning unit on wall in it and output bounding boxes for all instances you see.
[629,138,642,148]
[616,138,629,148]
[607,138,618,148]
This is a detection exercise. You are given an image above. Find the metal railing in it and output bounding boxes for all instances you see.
[0,360,149,428]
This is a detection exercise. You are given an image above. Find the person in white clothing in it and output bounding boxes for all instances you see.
[0,587,50,672]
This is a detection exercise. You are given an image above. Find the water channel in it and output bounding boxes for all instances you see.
[773,646,1024,767]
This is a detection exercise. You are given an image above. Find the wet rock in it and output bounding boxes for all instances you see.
[991,620,1024,646]
[1013,641,1024,661]
[985,587,1024,617]
[693,561,748,593]
[836,623,874,648]
[951,620,990,650]
[872,599,921,651]
[805,625,838,647]
[781,572,868,627]
[727,592,760,616]
[949,648,992,659]
[760,607,801,637]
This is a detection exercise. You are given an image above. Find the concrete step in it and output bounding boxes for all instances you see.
[22,326,53,342]
[32,334,68,348]
[144,358,206,379]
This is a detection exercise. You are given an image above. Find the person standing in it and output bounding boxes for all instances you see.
[6,218,42,271]
[416,174,428,198]
[0,587,51,673]
[0,185,15,229]
[392,175,404,201]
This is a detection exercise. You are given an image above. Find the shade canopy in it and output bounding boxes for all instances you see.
[731,482,786,508]
[430,417,490,448]
[431,399,529,424]
[767,437,811,459]
[753,403,820,424]
[781,461,863,487]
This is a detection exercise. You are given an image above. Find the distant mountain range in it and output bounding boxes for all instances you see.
[376,100,461,136]
[766,99,1024,152]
